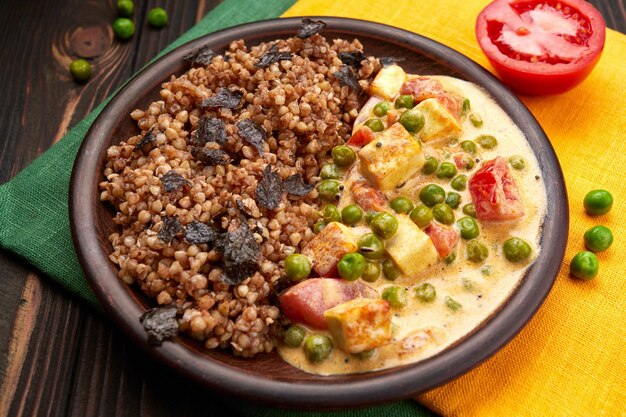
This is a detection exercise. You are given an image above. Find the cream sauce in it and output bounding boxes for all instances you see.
[278,76,547,375]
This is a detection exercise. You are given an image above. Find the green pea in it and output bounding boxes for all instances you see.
[313,221,325,233]
[419,184,446,207]
[147,7,168,27]
[341,204,363,225]
[399,108,425,133]
[382,259,400,281]
[320,204,341,223]
[338,253,366,281]
[570,251,599,280]
[112,17,135,39]
[455,154,475,170]
[433,203,455,225]
[370,213,399,239]
[355,348,377,360]
[415,283,436,302]
[283,325,306,347]
[466,240,488,263]
[583,225,613,252]
[361,261,381,282]
[437,161,458,179]
[450,175,467,191]
[318,179,342,201]
[457,217,479,240]
[373,101,391,117]
[481,265,493,276]
[284,253,311,282]
[445,192,461,209]
[462,203,477,218]
[422,156,439,175]
[461,97,471,115]
[508,155,525,170]
[364,118,385,132]
[358,233,385,259]
[460,140,477,155]
[462,277,477,292]
[445,296,462,312]
[409,203,433,228]
[382,286,408,308]
[320,163,341,180]
[583,189,613,215]
[69,59,91,82]
[394,94,415,109]
[476,134,498,149]
[503,237,532,262]
[444,251,457,264]
[469,113,483,127]
[364,211,379,224]
[331,145,357,167]
[303,335,333,362]
[390,197,414,214]
[117,0,134,17]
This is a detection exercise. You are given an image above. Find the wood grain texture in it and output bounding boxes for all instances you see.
[0,0,623,416]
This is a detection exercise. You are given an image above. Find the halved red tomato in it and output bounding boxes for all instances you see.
[475,0,606,95]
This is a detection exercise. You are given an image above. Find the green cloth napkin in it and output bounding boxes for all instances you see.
[0,0,435,415]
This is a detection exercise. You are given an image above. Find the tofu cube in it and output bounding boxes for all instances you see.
[370,65,408,100]
[416,98,462,143]
[385,214,439,277]
[324,298,392,354]
[301,222,357,276]
[358,123,424,192]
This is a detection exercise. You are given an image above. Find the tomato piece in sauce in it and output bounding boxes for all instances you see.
[279,278,377,330]
[475,0,606,95]
[346,126,375,148]
[351,180,387,212]
[468,157,525,221]
[424,221,460,259]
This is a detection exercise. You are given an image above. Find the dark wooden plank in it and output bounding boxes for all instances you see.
[0,0,623,416]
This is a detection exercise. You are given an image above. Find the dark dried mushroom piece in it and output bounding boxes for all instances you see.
[284,173,314,197]
[160,170,191,193]
[200,88,243,109]
[236,199,252,218]
[192,147,230,166]
[256,165,284,210]
[216,224,260,285]
[297,18,326,38]
[192,116,227,146]
[183,46,217,66]
[140,306,179,346]
[256,44,292,69]
[184,221,219,245]
[236,119,267,156]
[333,65,361,93]
[158,216,184,243]
[134,130,155,151]
[339,50,367,70]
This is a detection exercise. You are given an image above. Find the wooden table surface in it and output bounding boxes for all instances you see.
[0,1,624,415]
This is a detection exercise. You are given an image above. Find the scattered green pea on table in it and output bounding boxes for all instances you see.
[584,225,613,252]
[584,189,613,215]
[117,0,134,17]
[70,59,91,82]
[570,251,599,280]
[112,17,135,39]
[147,7,169,28]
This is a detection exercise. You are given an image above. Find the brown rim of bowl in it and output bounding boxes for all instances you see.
[69,17,568,409]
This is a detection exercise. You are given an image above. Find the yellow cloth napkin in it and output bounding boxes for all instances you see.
[283,1,626,415]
